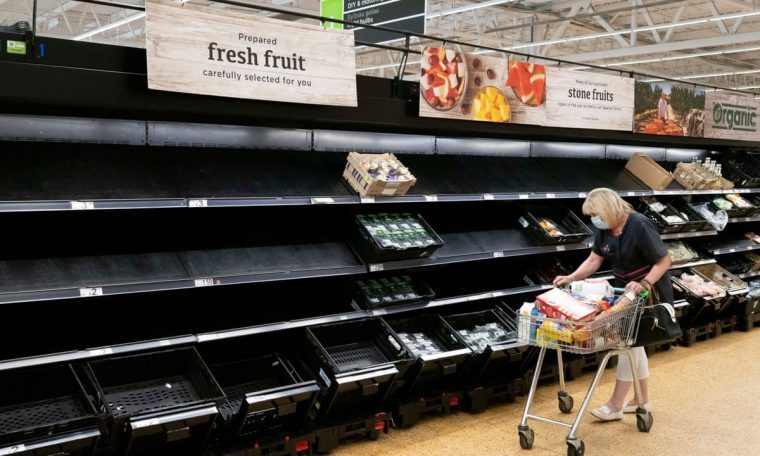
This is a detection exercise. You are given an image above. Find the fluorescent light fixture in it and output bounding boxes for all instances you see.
[599,45,760,69]
[73,12,145,40]
[709,11,760,21]
[356,60,421,72]
[427,0,516,19]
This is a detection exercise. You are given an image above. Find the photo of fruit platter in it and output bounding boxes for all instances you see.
[419,48,546,126]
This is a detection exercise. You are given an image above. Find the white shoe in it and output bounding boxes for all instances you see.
[590,405,623,421]
[623,402,651,413]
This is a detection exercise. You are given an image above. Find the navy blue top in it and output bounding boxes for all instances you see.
[592,212,674,303]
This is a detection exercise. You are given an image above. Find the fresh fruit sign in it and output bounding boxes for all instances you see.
[145,0,357,107]
[419,49,546,125]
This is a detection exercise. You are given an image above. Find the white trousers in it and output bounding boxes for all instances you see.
[616,346,649,382]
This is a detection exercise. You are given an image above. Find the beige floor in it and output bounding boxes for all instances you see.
[332,328,760,456]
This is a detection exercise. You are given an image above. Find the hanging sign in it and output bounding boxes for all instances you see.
[145,0,357,107]
[418,48,546,126]
[703,91,760,141]
[633,81,705,137]
[321,0,426,44]
[544,68,634,131]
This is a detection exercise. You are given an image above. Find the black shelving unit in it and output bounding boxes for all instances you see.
[1,34,759,456]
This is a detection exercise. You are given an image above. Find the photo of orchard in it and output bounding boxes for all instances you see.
[634,81,705,137]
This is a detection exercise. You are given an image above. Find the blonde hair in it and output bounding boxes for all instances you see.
[582,188,634,228]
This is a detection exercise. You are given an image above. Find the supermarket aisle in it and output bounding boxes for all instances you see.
[333,329,760,456]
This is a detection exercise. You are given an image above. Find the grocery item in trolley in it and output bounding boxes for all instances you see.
[518,286,645,351]
[569,280,615,301]
[535,288,597,323]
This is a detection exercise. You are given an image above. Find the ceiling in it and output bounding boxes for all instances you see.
[2,0,759,95]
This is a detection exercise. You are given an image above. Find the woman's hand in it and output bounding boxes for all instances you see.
[553,274,575,287]
[625,281,645,293]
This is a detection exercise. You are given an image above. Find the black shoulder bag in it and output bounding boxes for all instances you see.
[633,281,683,347]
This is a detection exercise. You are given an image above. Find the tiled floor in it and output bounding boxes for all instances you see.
[333,328,760,455]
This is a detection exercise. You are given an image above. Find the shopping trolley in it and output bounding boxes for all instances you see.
[516,290,652,456]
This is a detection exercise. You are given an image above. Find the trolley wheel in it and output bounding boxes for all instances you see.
[558,391,574,414]
[636,411,654,432]
[518,426,534,450]
[567,440,585,456]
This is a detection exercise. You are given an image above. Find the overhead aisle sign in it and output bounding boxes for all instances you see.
[145,0,357,107]
[543,68,634,131]
[704,91,760,141]
[321,0,426,44]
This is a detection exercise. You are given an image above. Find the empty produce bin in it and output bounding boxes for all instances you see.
[0,364,104,456]
[637,197,688,234]
[303,318,413,422]
[204,350,319,446]
[385,314,472,396]
[84,347,225,455]
[445,308,522,386]
[519,205,592,245]
[351,213,444,263]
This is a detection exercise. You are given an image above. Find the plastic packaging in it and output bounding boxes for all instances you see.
[692,203,728,231]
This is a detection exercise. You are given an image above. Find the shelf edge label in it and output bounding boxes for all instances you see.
[189,199,208,208]
[79,287,104,297]
[71,201,95,210]
[0,444,26,455]
[194,278,215,287]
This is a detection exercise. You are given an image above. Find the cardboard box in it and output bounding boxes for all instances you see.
[625,153,673,190]
[343,152,417,197]
[536,288,597,323]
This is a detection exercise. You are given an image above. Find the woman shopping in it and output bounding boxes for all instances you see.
[553,187,674,421]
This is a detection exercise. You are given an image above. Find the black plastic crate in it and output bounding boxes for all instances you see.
[206,352,319,444]
[352,275,435,310]
[303,318,412,422]
[385,314,472,397]
[351,213,444,263]
[518,205,592,245]
[0,364,104,455]
[84,347,225,455]
[444,308,522,387]
[637,197,689,233]
[709,196,752,218]
[669,198,711,232]
[722,153,760,188]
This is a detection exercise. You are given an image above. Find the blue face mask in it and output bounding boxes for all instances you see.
[591,216,609,230]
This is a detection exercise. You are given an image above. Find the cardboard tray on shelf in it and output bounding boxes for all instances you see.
[343,152,417,197]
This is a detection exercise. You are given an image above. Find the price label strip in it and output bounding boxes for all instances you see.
[79,287,104,297]
[71,201,95,210]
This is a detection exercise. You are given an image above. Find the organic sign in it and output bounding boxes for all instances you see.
[633,82,705,137]
[146,0,357,107]
[544,69,634,131]
[704,91,760,141]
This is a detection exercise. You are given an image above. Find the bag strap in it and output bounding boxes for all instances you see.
[639,279,660,306]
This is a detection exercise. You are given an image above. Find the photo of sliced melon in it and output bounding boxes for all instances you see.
[506,60,546,107]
